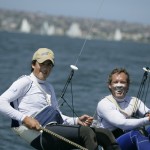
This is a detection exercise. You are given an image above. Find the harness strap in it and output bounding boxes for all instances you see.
[10,102,20,127]
[106,95,138,117]
[28,74,51,105]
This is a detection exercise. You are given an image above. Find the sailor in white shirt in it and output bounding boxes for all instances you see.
[96,68,150,150]
[97,95,150,133]
[0,48,121,150]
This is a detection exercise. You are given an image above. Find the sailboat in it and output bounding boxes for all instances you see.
[20,18,31,33]
[114,28,122,41]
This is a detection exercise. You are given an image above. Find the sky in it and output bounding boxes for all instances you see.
[0,0,150,25]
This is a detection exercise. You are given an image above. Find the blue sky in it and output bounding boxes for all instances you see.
[0,0,150,25]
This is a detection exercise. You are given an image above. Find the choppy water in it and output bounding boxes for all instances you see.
[0,31,150,150]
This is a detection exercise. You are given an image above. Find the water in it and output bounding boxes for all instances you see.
[0,31,150,150]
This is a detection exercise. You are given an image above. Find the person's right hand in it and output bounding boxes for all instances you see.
[22,116,41,130]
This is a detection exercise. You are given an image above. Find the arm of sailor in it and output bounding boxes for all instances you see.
[61,114,93,126]
[0,76,31,121]
[22,116,41,130]
[61,114,78,125]
[97,100,150,131]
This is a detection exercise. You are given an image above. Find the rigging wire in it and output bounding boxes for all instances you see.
[58,0,105,117]
[143,75,150,112]
[75,0,105,66]
[133,67,150,118]
[132,67,150,137]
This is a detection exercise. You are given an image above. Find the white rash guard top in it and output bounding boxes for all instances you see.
[0,73,78,126]
[96,94,150,131]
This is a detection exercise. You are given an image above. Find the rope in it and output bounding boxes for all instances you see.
[40,126,88,150]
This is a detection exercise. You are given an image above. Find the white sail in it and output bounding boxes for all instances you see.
[47,25,55,35]
[66,22,82,38]
[114,28,122,41]
[40,22,56,35]
[20,18,31,33]
[40,21,49,35]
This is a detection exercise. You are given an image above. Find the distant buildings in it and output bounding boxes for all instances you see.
[0,9,150,43]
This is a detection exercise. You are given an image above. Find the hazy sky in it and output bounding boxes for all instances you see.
[0,0,150,25]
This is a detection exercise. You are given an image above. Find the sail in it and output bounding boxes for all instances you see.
[66,22,82,38]
[114,28,122,41]
[20,18,31,33]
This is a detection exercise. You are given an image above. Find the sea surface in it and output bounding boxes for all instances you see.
[0,31,150,150]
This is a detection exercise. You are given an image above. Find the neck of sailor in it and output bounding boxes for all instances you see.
[32,61,52,81]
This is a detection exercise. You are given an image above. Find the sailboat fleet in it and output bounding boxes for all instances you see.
[20,18,123,41]
[20,18,82,37]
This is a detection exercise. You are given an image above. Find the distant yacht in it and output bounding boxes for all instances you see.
[66,22,82,38]
[40,21,49,35]
[114,28,122,41]
[20,18,31,33]
[48,25,55,35]
[40,22,56,35]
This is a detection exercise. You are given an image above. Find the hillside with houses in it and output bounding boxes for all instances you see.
[0,9,150,43]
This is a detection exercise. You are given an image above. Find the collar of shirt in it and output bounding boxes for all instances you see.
[30,73,46,84]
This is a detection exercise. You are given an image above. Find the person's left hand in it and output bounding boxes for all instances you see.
[77,114,93,126]
[145,112,150,121]
[145,112,150,117]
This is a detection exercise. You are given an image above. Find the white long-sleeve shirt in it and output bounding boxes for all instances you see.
[96,94,150,131]
[0,73,77,126]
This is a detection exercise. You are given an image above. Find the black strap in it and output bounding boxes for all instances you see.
[112,128,124,138]
[136,126,149,137]
[10,102,20,127]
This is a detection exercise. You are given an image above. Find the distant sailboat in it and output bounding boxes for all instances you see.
[114,28,122,41]
[40,21,49,35]
[47,25,55,35]
[40,22,56,35]
[20,18,31,33]
[66,22,82,38]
